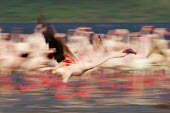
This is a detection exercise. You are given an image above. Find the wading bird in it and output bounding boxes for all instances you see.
[51,48,136,83]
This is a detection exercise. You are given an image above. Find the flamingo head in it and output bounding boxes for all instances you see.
[122,48,137,54]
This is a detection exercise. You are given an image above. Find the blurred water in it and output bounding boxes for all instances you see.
[0,23,170,40]
[1,69,170,113]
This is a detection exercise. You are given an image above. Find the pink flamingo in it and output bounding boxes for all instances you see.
[51,48,136,83]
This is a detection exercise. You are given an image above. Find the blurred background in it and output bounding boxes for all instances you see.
[0,0,170,22]
[0,0,170,113]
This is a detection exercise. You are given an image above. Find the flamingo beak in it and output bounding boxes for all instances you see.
[122,49,137,54]
[133,51,137,54]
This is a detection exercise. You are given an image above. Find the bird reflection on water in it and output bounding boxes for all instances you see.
[1,69,170,113]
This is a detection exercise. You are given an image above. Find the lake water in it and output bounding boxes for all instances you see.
[0,23,170,40]
[1,69,170,113]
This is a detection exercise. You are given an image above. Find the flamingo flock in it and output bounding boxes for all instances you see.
[0,24,170,99]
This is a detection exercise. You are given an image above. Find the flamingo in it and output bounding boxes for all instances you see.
[20,32,57,71]
[0,40,30,74]
[105,29,130,51]
[51,48,136,83]
[121,34,170,73]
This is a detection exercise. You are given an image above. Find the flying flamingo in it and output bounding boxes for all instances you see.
[51,48,136,83]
